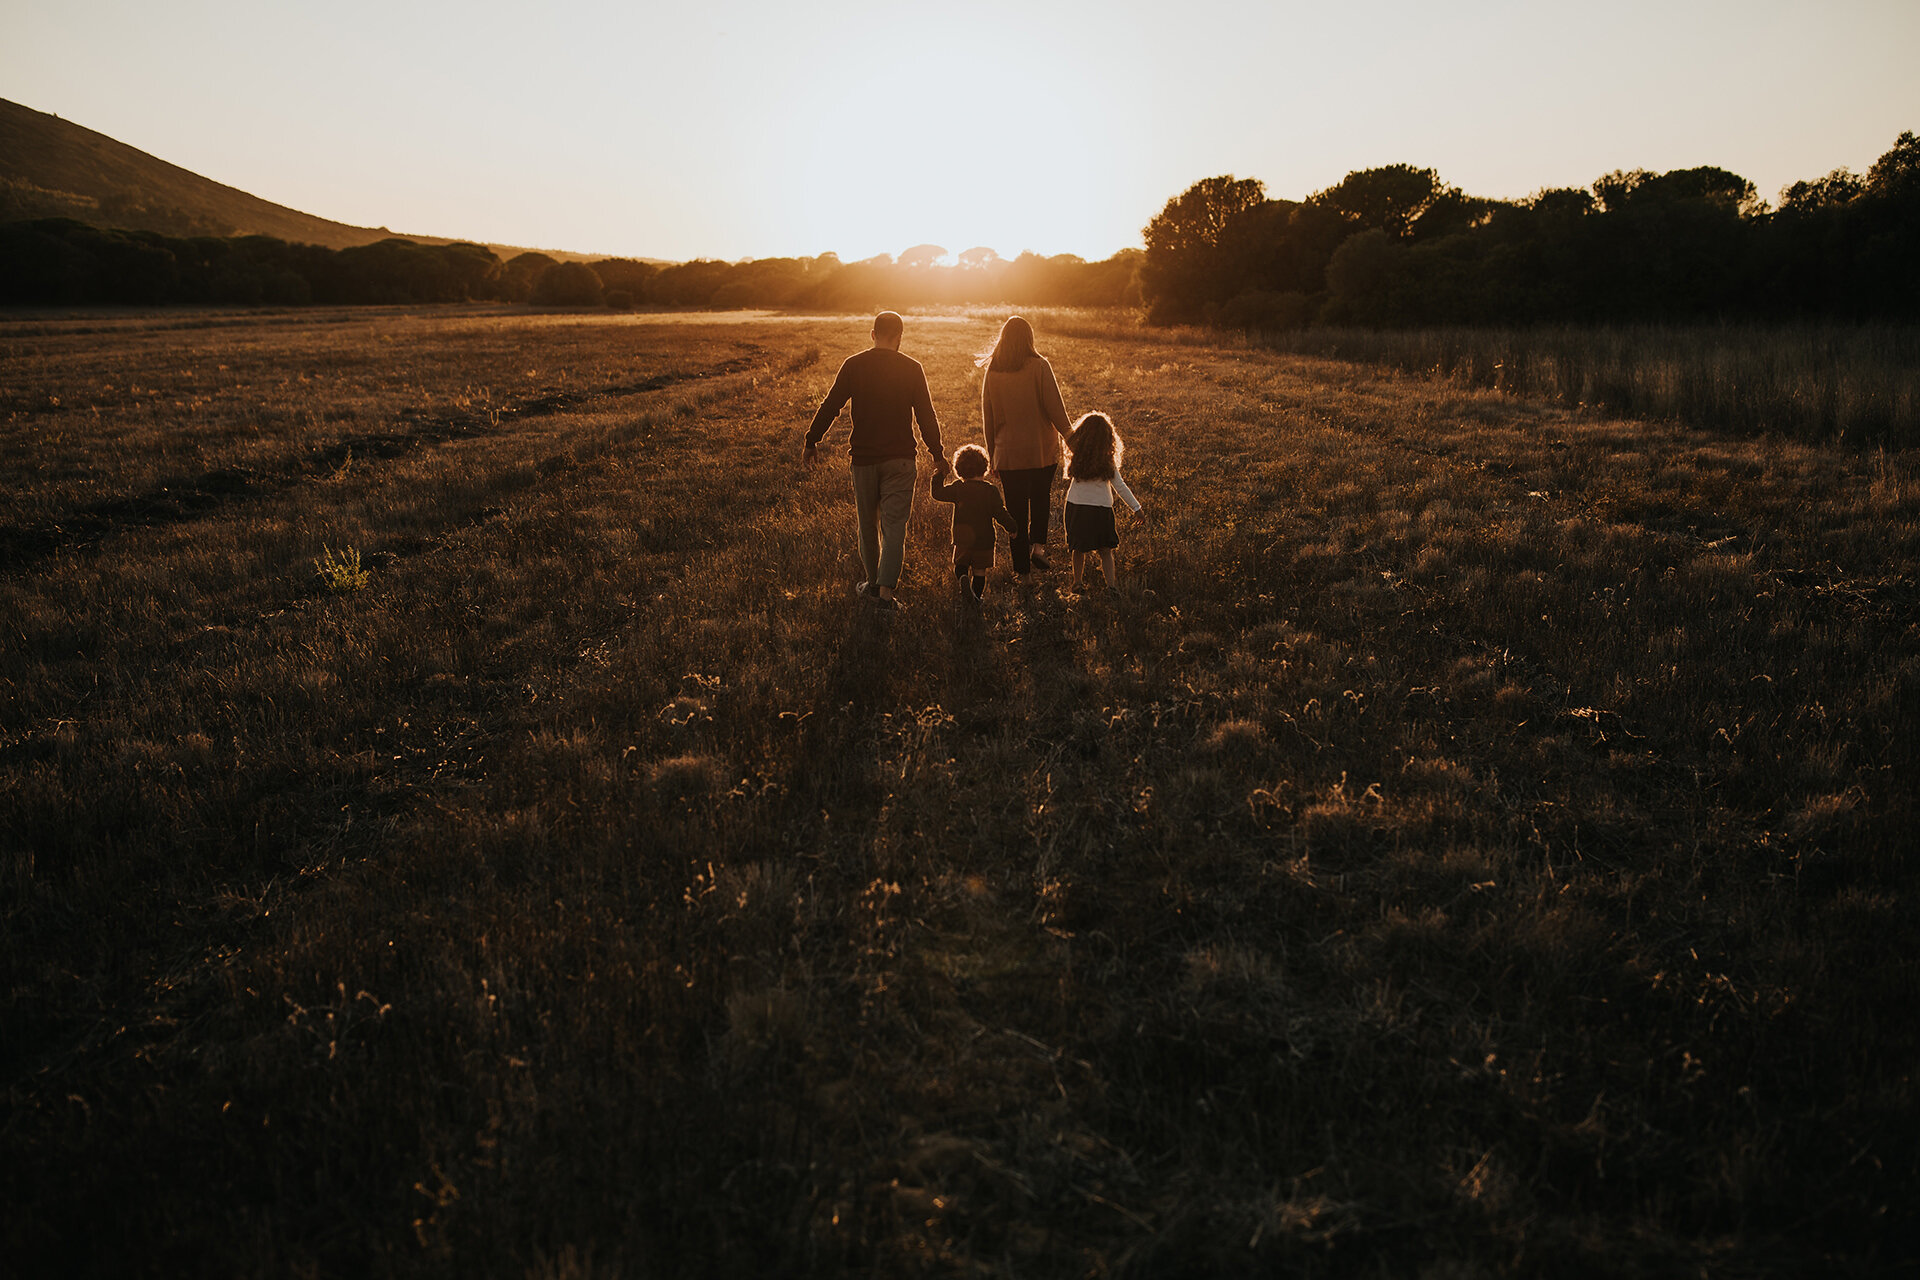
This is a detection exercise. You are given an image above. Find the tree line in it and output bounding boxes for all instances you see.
[1142,131,1920,329]
[0,219,1142,310]
[6,130,1912,324]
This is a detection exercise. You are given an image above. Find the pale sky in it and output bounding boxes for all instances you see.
[5,0,1916,263]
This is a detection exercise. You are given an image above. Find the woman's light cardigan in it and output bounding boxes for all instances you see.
[981,356,1071,471]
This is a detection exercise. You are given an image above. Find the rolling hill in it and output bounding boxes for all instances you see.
[0,97,620,262]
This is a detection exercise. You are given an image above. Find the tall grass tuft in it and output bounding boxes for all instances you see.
[313,544,371,592]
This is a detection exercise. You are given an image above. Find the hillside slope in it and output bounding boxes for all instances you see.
[0,98,621,262]
[0,97,399,248]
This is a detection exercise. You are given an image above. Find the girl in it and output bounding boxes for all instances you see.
[1062,412,1147,589]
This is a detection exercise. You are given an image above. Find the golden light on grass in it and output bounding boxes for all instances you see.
[3,305,1914,1274]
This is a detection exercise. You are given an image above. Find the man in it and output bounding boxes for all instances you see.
[801,311,945,608]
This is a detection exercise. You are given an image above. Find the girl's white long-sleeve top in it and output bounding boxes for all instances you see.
[1064,470,1140,513]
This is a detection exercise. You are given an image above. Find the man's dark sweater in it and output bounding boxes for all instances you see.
[804,347,944,466]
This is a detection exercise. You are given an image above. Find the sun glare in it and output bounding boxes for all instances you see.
[752,11,1135,262]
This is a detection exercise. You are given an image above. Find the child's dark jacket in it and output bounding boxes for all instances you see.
[931,474,1015,570]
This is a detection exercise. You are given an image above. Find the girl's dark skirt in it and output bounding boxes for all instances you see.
[1064,501,1118,551]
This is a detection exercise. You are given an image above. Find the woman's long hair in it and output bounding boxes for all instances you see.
[977,315,1039,373]
[1066,412,1121,481]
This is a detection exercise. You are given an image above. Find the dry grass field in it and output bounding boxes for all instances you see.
[3,305,1916,1276]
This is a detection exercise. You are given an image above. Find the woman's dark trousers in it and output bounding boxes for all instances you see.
[999,464,1056,574]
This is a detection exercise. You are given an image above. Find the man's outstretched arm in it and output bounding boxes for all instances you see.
[912,369,944,462]
[802,363,855,465]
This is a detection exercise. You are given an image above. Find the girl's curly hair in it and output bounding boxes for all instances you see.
[1065,412,1121,481]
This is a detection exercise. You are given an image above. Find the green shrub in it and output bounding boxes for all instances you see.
[531,260,604,307]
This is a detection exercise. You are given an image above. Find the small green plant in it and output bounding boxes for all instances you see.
[313,544,370,592]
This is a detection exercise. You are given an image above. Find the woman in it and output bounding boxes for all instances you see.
[978,315,1072,575]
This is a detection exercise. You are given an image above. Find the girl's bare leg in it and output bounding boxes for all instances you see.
[1071,550,1088,587]
[1100,549,1117,587]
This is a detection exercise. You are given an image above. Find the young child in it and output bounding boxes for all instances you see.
[1063,412,1147,589]
[931,445,1016,600]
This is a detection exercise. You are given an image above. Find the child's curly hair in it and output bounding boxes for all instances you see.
[1065,412,1122,481]
[952,444,990,478]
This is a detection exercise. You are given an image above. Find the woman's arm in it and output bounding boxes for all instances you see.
[1038,359,1071,436]
[980,377,1000,466]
